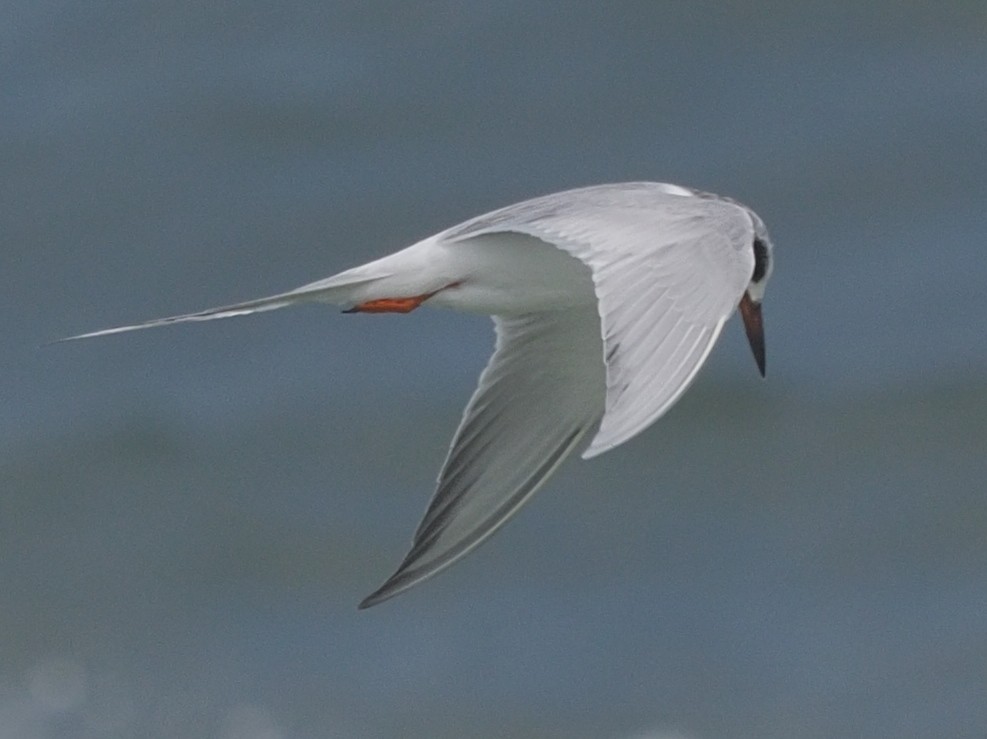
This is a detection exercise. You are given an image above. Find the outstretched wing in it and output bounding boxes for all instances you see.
[446,183,758,458]
[360,307,604,608]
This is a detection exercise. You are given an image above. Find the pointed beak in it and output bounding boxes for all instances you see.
[739,292,766,377]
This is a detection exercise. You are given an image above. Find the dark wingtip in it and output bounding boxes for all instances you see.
[357,594,380,610]
[357,588,387,610]
[357,573,407,610]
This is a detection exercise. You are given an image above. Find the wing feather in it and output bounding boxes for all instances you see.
[359,307,605,608]
[445,182,757,458]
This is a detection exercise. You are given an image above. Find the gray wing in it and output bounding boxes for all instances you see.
[359,307,604,608]
[446,182,757,458]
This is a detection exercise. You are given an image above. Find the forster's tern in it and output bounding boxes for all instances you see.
[61,182,774,608]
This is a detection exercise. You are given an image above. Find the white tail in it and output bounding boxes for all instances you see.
[55,269,387,343]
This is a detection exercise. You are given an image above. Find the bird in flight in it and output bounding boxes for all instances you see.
[61,182,774,608]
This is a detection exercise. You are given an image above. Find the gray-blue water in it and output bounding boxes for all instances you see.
[3,3,986,737]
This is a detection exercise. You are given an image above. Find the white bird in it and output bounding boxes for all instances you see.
[60,182,774,608]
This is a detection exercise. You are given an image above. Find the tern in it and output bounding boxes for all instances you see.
[61,182,774,608]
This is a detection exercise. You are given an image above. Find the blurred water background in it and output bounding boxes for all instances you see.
[3,2,986,737]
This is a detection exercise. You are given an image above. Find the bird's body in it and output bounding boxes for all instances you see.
[61,182,774,608]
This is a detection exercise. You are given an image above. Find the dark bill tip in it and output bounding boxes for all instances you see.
[739,292,766,377]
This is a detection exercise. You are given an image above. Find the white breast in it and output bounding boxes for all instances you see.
[425,232,597,315]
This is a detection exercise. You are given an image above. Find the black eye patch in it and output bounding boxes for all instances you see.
[752,238,769,282]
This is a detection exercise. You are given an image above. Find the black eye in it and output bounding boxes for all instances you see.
[752,238,768,282]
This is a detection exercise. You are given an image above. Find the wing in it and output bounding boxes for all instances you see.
[359,307,605,608]
[445,183,757,458]
[579,226,741,457]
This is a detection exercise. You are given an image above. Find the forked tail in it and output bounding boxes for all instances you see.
[54,270,385,343]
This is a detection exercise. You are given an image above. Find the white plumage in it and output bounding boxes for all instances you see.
[60,182,774,608]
